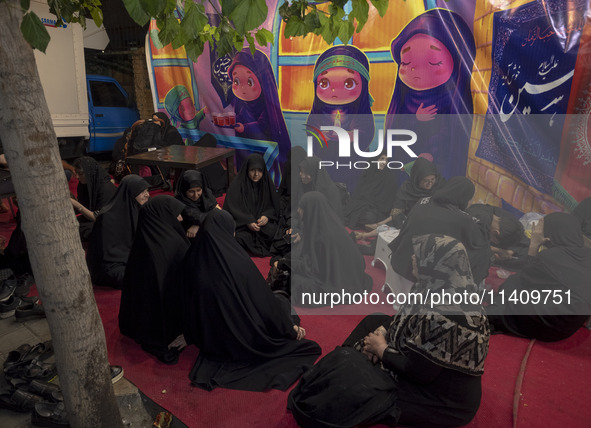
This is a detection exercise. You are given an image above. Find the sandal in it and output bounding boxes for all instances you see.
[24,359,57,382]
[3,343,32,370]
[32,401,70,427]
[0,388,46,413]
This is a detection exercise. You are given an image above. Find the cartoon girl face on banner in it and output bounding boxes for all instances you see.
[227,48,291,186]
[164,85,206,130]
[385,8,475,179]
[306,45,375,187]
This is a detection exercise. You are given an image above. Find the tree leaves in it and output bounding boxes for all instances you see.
[370,0,389,17]
[278,0,389,46]
[122,0,150,27]
[230,0,268,34]
[21,11,50,53]
[20,0,390,62]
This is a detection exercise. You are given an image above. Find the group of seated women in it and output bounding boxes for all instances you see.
[73,148,591,427]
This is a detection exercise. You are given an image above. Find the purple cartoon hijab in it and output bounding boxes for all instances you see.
[228,49,290,184]
[386,8,475,124]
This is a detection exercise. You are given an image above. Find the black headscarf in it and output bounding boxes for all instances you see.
[74,156,117,211]
[86,175,149,278]
[389,177,492,284]
[388,235,490,376]
[292,191,373,305]
[223,153,279,227]
[181,209,321,391]
[175,169,217,227]
[344,155,398,228]
[431,176,475,211]
[292,156,343,221]
[119,196,190,347]
[153,111,184,146]
[572,197,591,239]
[395,158,444,205]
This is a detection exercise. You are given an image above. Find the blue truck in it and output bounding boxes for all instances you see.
[32,0,139,158]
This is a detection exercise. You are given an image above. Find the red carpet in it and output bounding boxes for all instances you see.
[1,183,590,427]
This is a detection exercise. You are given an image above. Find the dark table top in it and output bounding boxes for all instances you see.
[126,145,235,169]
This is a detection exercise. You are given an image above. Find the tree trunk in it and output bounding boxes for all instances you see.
[0,1,123,427]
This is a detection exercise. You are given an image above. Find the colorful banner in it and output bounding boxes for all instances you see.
[146,0,591,207]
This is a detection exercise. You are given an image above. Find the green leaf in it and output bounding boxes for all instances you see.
[337,19,354,43]
[233,37,244,52]
[230,0,268,34]
[89,7,104,28]
[157,14,180,47]
[369,0,389,17]
[21,11,50,53]
[180,1,207,40]
[122,0,150,26]
[255,28,274,46]
[139,0,166,19]
[20,0,30,12]
[185,40,205,62]
[304,10,320,33]
[245,32,255,54]
[284,16,305,38]
[221,0,241,17]
[217,31,235,57]
[351,0,369,32]
[320,20,336,45]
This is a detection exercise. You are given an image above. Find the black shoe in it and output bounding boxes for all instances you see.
[15,299,45,321]
[110,365,124,384]
[14,273,34,297]
[31,401,69,427]
[0,388,46,413]
[0,275,17,302]
[0,295,22,319]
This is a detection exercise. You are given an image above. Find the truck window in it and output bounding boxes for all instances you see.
[89,80,127,108]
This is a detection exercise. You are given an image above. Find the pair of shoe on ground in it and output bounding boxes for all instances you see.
[1,366,124,427]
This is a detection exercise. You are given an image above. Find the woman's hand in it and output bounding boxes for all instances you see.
[186,225,200,238]
[168,334,187,350]
[363,332,388,361]
[235,123,244,133]
[293,325,306,340]
[528,219,548,256]
[248,222,261,232]
[257,216,268,227]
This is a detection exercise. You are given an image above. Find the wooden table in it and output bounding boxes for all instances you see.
[126,145,235,188]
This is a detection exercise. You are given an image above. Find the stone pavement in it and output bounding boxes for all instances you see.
[0,313,155,427]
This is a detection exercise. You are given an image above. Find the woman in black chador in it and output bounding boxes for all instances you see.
[291,191,373,306]
[72,156,117,241]
[223,153,279,256]
[119,196,189,364]
[488,212,591,342]
[389,176,491,284]
[292,156,343,221]
[181,209,321,391]
[86,175,149,288]
[343,151,398,230]
[288,235,490,428]
[174,169,218,238]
